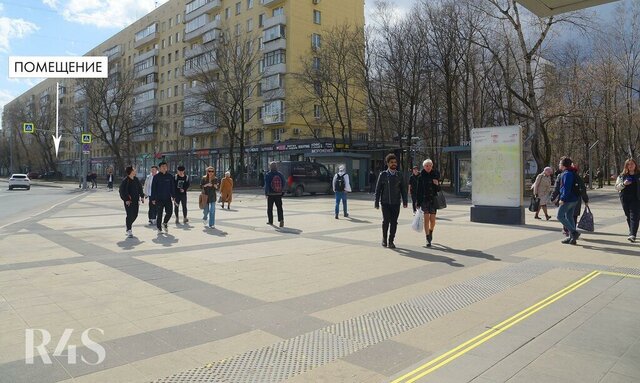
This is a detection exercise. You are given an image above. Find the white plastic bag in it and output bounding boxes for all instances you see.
[411,208,424,232]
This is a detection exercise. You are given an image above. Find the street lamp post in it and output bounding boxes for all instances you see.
[588,140,599,190]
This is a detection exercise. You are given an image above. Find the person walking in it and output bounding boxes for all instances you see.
[264,161,286,227]
[369,170,377,194]
[409,165,420,213]
[150,162,175,233]
[374,154,408,249]
[258,170,265,188]
[556,157,581,245]
[615,159,640,242]
[119,166,144,238]
[416,159,440,247]
[532,167,553,220]
[90,172,97,188]
[220,171,234,209]
[173,165,190,224]
[107,169,114,191]
[596,168,604,189]
[200,166,219,229]
[332,165,351,219]
[144,165,158,226]
[571,163,589,229]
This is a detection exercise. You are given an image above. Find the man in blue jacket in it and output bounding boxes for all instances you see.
[557,156,580,245]
[151,162,176,233]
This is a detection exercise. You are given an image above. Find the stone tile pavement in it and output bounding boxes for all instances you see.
[0,186,638,382]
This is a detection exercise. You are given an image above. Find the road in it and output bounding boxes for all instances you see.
[0,181,80,228]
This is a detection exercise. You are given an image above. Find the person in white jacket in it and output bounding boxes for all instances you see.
[143,165,158,225]
[332,165,352,219]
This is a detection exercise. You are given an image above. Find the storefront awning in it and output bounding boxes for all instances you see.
[517,0,618,16]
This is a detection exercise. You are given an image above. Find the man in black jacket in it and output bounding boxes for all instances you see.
[375,154,408,249]
[151,162,176,233]
[119,166,144,238]
[174,165,190,224]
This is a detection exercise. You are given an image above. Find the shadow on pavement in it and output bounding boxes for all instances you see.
[152,233,179,247]
[581,237,638,248]
[391,247,464,267]
[117,237,145,250]
[433,245,501,261]
[345,217,371,224]
[580,244,639,256]
[275,227,303,235]
[202,228,229,237]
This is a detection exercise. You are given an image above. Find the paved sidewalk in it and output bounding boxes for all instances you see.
[0,186,638,383]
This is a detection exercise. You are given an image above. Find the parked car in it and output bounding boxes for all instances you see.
[41,171,63,180]
[275,161,333,197]
[8,174,31,190]
[27,172,40,179]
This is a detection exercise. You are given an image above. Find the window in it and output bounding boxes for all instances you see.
[312,33,321,49]
[135,89,156,103]
[263,100,285,124]
[161,56,165,66]
[245,108,252,121]
[264,25,285,42]
[314,105,321,119]
[162,39,166,49]
[236,23,241,36]
[313,128,321,137]
[313,57,320,70]
[247,18,253,32]
[176,32,180,42]
[257,82,262,96]
[177,13,181,23]
[262,74,281,91]
[258,37,264,51]
[175,49,179,59]
[258,13,265,27]
[168,53,172,64]
[273,7,284,16]
[272,128,283,140]
[357,132,369,141]
[313,10,321,24]
[236,2,241,14]
[168,87,173,98]
[185,14,207,33]
[169,35,172,46]
[247,0,253,9]
[169,18,173,28]
[135,23,157,42]
[262,49,285,67]
[174,86,179,97]
[257,129,264,143]
[225,7,230,19]
[174,103,178,114]
[314,81,322,95]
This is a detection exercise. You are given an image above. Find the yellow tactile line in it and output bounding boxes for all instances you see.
[391,270,617,383]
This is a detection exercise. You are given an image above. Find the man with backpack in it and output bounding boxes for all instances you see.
[264,161,286,227]
[174,165,190,224]
[554,156,583,245]
[333,165,352,219]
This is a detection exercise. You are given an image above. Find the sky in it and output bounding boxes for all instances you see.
[0,0,621,129]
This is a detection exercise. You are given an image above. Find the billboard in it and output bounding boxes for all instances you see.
[471,126,523,208]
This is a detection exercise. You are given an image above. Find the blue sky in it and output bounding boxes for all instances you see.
[0,0,621,129]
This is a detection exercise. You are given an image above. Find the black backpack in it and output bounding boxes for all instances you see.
[335,174,346,192]
[573,172,586,197]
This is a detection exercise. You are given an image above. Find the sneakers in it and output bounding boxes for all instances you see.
[126,230,133,238]
[628,235,636,243]
[381,240,387,247]
[388,242,396,249]
[344,213,349,218]
[279,220,284,227]
[163,222,168,232]
[175,217,180,224]
[148,220,153,226]
[209,225,215,229]
[335,214,339,219]
[184,217,189,223]
[157,227,163,234]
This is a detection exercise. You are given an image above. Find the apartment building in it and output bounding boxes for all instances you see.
[3,0,366,180]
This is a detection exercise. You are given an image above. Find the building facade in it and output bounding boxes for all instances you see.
[2,0,366,182]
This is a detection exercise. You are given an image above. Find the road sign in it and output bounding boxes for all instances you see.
[82,143,90,154]
[81,134,92,144]
[23,123,35,133]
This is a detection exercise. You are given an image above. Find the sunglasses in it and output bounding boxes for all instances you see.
[207,171,214,173]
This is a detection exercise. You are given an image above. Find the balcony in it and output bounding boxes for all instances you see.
[73,91,85,103]
[104,45,123,61]
[132,98,158,111]
[109,65,121,76]
[185,0,221,22]
[135,64,159,79]
[261,0,285,7]
[262,112,285,125]
[182,116,217,136]
[134,31,158,49]
[263,38,286,52]
[134,48,159,64]
[184,19,221,42]
[262,87,285,101]
[132,129,157,143]
[185,44,213,59]
[203,29,219,44]
[263,63,286,76]
[263,14,286,29]
[133,82,158,95]
[184,57,218,77]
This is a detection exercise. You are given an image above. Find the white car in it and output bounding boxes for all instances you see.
[8,174,31,190]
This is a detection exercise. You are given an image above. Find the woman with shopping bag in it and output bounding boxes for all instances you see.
[531,167,553,220]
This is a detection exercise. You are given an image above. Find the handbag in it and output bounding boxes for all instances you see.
[577,206,594,232]
[528,196,540,212]
[198,193,208,209]
[436,190,447,209]
[411,208,424,232]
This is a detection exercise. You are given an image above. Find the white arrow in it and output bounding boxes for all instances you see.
[53,81,62,157]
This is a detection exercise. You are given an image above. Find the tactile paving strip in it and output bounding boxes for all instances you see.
[152,260,619,383]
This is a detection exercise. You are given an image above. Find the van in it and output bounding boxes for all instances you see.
[275,161,332,197]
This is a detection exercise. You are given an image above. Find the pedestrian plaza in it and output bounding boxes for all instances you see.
[0,187,639,382]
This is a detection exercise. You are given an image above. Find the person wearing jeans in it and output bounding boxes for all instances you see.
[200,166,219,229]
[144,165,158,225]
[374,153,408,249]
[556,156,580,245]
[615,159,640,242]
[333,165,351,219]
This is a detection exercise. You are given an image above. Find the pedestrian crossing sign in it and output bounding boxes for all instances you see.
[23,123,35,133]
[81,134,92,144]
